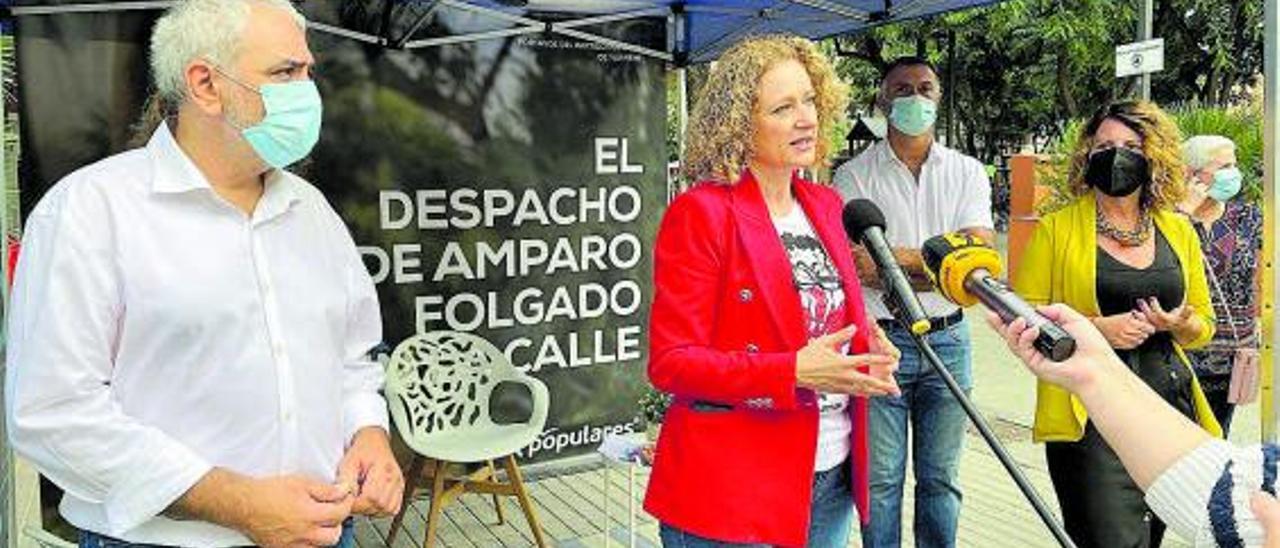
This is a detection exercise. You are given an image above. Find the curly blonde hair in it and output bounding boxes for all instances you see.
[683,35,849,184]
[1066,100,1186,210]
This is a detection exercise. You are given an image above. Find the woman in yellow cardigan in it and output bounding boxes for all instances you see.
[1013,100,1221,548]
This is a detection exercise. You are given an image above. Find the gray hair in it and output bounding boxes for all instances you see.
[149,0,305,114]
[1182,135,1236,171]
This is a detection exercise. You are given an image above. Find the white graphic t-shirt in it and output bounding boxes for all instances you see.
[773,201,850,472]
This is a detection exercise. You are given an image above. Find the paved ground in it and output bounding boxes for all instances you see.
[351,303,1263,547]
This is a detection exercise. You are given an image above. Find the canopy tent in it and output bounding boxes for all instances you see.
[8,0,1007,64]
[0,1,1277,547]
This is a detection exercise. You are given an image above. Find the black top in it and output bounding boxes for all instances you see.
[1096,229,1195,419]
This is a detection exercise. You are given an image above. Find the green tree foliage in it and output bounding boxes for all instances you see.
[1154,0,1265,107]
[829,0,1262,163]
[834,1,1133,162]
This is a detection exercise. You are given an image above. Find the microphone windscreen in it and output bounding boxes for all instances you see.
[921,234,959,280]
[921,233,1004,307]
[842,199,886,243]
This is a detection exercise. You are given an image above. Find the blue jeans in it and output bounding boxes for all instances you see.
[79,518,355,548]
[660,459,854,547]
[861,319,972,548]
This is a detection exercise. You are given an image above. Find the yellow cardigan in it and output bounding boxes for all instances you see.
[1012,195,1223,442]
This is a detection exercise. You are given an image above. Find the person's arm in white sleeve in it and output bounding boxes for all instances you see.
[955,158,995,243]
[322,202,402,518]
[1145,439,1278,547]
[328,206,387,444]
[987,303,1280,547]
[4,185,211,535]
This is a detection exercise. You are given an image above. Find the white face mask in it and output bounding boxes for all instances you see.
[213,63,324,168]
[889,95,937,136]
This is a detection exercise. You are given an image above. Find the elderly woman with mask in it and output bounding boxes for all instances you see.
[1178,135,1263,436]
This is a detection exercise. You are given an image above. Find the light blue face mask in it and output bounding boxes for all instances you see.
[889,95,938,137]
[216,66,323,168]
[1207,167,1243,202]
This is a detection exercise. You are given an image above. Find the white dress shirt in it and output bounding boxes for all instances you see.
[833,139,993,320]
[5,123,387,546]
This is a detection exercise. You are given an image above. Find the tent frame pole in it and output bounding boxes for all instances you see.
[1262,0,1278,443]
[10,0,675,62]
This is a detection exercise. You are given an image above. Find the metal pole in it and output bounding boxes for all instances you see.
[1138,0,1153,100]
[628,464,635,548]
[670,66,688,199]
[678,67,688,159]
[603,467,610,547]
[1263,0,1278,443]
[1,30,12,548]
[907,331,1077,548]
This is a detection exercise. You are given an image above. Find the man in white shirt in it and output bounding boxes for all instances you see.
[5,1,402,546]
[833,56,994,548]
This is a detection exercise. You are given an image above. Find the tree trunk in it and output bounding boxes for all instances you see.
[858,34,888,75]
[1224,1,1250,105]
[962,122,972,157]
[946,30,957,146]
[1203,64,1219,105]
[1056,52,1077,118]
[468,37,515,139]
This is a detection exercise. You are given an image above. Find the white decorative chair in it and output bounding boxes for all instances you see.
[383,330,550,548]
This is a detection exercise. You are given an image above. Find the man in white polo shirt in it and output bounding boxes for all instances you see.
[834,56,993,548]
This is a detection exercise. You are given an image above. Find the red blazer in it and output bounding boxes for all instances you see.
[643,170,873,546]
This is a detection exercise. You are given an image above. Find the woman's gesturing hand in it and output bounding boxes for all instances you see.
[1135,297,1194,333]
[1092,311,1157,350]
[796,325,901,398]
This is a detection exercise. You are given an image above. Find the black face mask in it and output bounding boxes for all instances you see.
[1085,147,1150,197]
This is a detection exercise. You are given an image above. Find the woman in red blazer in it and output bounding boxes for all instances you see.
[644,36,901,547]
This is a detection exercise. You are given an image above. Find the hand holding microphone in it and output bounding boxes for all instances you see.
[987,305,1128,396]
[921,233,1076,361]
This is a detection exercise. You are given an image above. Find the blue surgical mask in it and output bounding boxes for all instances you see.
[215,65,323,168]
[889,95,937,136]
[1207,167,1243,202]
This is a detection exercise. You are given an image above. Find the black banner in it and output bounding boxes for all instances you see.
[15,2,666,463]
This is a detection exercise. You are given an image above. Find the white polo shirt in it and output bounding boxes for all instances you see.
[833,139,993,320]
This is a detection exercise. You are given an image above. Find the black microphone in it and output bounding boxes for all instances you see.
[921,233,1076,361]
[842,199,932,336]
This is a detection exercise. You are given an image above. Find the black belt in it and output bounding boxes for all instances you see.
[878,309,965,333]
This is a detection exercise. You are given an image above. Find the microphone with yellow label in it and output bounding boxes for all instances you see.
[922,233,1076,361]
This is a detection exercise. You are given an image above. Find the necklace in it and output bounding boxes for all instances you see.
[1096,210,1153,247]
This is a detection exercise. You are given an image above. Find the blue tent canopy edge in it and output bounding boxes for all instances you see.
[6,0,1008,64]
